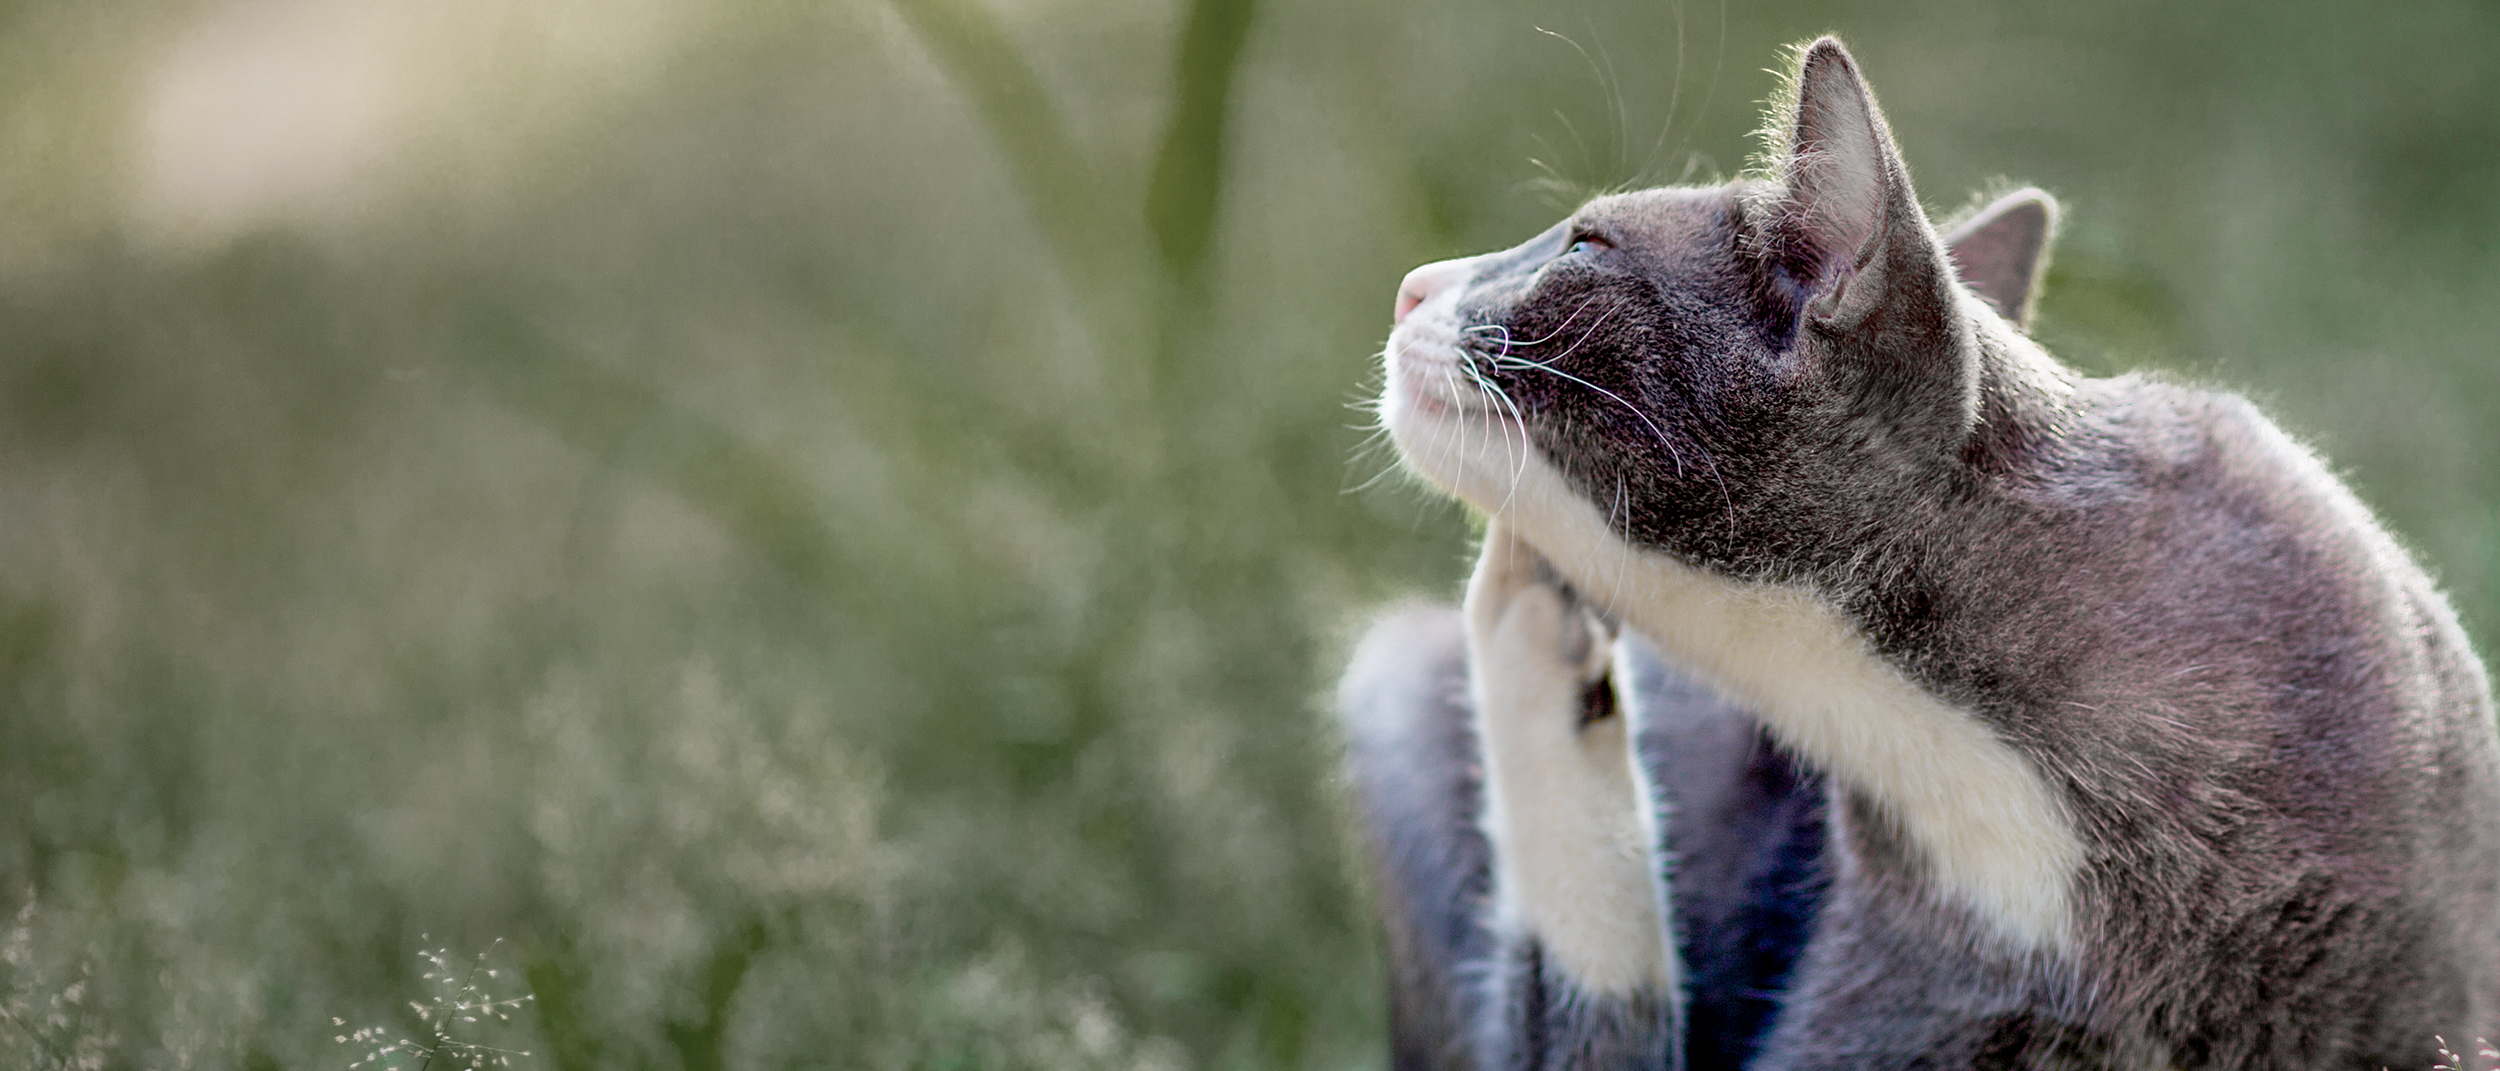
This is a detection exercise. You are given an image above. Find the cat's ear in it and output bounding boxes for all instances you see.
[1771,38,1954,348]
[1942,189,2058,332]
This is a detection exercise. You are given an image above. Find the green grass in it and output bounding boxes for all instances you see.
[0,0,2495,1067]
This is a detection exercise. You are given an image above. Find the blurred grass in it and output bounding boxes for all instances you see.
[0,0,2494,1068]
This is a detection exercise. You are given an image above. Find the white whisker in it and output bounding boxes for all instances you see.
[1453,354,1535,517]
[1473,295,1742,539]
[1484,350,1685,482]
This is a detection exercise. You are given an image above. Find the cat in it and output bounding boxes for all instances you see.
[1338,36,2500,1071]
[1342,185,2059,1071]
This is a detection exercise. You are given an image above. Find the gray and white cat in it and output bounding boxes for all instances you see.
[1338,36,2500,1070]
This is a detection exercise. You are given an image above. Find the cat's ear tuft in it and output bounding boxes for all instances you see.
[1768,38,1974,438]
[1942,188,2058,332]
[1768,39,1952,337]
[1780,39,1910,286]
[1779,37,1901,286]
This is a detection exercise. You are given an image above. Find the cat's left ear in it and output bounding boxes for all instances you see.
[1942,189,2058,332]
[1772,38,1960,360]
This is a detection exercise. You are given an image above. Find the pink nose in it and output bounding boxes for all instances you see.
[1394,259,1470,323]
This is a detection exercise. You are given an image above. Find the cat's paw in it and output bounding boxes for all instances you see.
[1464,523,1618,728]
[1463,521,1669,997]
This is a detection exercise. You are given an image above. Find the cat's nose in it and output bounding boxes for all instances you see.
[1395,259,1470,323]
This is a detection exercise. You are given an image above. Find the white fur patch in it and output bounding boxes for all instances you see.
[1384,313,2084,953]
[1466,536,1673,995]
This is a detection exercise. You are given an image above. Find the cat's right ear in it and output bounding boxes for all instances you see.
[1767,38,1976,441]
[1942,189,2058,332]
[1768,38,1956,355]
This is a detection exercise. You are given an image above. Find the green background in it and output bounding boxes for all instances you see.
[0,0,2494,1067]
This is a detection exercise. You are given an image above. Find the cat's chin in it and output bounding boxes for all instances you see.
[1387,363,1517,425]
[1380,359,1546,508]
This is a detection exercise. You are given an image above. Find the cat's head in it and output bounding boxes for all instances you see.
[1380,37,2065,578]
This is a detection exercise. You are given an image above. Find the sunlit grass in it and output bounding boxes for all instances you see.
[2435,1038,2500,1071]
[0,1,2491,1068]
[335,941,534,1070]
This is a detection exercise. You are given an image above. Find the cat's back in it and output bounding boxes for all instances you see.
[2068,373,2486,715]
[2022,372,2500,1057]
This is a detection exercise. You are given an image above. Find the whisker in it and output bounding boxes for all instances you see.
[1603,470,1635,614]
[1343,452,1408,495]
[1456,353,1535,517]
[1475,300,1687,473]
[1341,432,1409,496]
[1464,292,1611,351]
[1475,298,1741,534]
[1421,291,1744,543]
[1434,361,1472,496]
[1488,372,1689,486]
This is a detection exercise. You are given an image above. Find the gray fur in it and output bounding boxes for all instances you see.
[1481,938,1680,1071]
[1339,604,1495,1070]
[1339,36,2500,1071]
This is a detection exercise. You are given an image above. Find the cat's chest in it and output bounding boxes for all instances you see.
[1517,449,2088,953]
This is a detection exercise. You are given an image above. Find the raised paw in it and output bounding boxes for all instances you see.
[1464,522,1620,727]
[1463,520,1671,997]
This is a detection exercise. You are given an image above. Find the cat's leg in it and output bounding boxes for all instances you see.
[1338,601,1496,1071]
[1624,637,1829,1071]
[1467,522,1681,1071]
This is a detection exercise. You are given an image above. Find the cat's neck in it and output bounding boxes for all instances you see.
[1958,295,2090,481]
[1507,444,2088,954]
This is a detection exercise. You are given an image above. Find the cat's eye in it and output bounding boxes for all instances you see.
[1564,234,1613,258]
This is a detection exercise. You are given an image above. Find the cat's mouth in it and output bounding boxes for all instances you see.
[1381,320,1558,514]
[1396,360,1500,418]
[1386,328,1518,426]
